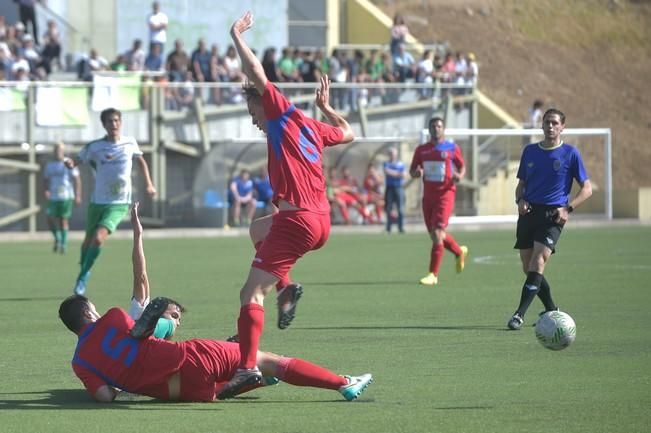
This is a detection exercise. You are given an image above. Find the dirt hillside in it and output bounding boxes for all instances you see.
[378,0,651,190]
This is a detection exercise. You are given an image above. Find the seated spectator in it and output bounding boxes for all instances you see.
[363,165,384,224]
[261,47,280,82]
[392,43,415,82]
[328,166,369,225]
[125,39,145,72]
[18,33,42,78]
[166,39,189,82]
[209,44,227,105]
[144,43,164,72]
[110,54,128,72]
[465,52,478,89]
[253,167,274,215]
[299,49,320,83]
[175,69,195,110]
[0,15,7,40]
[191,38,212,102]
[228,169,256,227]
[278,47,299,82]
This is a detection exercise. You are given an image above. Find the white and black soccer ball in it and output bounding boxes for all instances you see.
[534,310,576,351]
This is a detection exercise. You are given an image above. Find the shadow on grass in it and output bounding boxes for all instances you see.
[298,325,506,332]
[0,296,65,302]
[305,281,414,286]
[0,390,369,409]
[0,389,222,411]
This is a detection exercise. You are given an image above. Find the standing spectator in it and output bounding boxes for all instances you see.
[43,142,81,254]
[384,147,406,233]
[390,13,409,58]
[416,49,435,99]
[19,33,41,78]
[229,169,257,227]
[16,0,39,44]
[328,48,347,110]
[166,39,189,82]
[147,1,168,54]
[526,99,545,128]
[219,11,355,398]
[410,117,469,286]
[63,108,156,296]
[209,44,227,104]
[314,48,328,76]
[465,52,478,88]
[507,109,592,330]
[125,39,145,72]
[40,20,61,74]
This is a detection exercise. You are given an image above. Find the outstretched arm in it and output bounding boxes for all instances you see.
[131,202,149,307]
[230,11,267,95]
[136,155,156,196]
[315,75,354,143]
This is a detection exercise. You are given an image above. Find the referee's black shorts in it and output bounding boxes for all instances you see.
[514,204,564,253]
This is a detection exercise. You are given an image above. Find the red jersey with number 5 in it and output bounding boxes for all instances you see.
[262,81,344,213]
[72,308,186,396]
[410,140,464,196]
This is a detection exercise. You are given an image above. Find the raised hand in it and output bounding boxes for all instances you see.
[230,11,253,37]
[130,201,142,237]
[315,74,331,111]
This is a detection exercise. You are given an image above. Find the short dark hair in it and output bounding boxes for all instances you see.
[100,108,122,125]
[242,82,261,102]
[59,295,92,333]
[543,108,565,124]
[166,297,186,313]
[429,116,445,128]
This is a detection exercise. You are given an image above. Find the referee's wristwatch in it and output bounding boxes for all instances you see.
[566,205,574,213]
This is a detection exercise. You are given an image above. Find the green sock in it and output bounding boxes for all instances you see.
[79,246,88,265]
[78,246,101,280]
[51,227,59,243]
[60,229,68,249]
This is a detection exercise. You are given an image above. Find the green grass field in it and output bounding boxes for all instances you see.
[1,225,650,433]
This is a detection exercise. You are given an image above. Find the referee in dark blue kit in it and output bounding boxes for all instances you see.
[507,108,593,330]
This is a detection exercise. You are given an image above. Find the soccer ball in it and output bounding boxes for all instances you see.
[534,310,576,350]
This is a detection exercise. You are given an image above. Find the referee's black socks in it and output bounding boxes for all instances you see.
[537,276,557,312]
[516,271,543,317]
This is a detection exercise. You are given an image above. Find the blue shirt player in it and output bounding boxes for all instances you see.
[507,109,593,330]
[383,147,406,233]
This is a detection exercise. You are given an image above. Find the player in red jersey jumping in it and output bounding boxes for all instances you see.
[218,11,358,399]
[410,117,469,286]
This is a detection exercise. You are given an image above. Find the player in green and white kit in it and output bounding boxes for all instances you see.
[43,142,81,254]
[65,108,156,295]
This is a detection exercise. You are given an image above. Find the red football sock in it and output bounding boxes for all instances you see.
[430,242,444,275]
[237,303,265,369]
[443,233,462,256]
[275,357,347,390]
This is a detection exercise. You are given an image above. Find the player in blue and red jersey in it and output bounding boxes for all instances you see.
[60,296,372,402]
[59,204,373,403]
[410,117,469,286]
[507,109,592,330]
[218,11,358,399]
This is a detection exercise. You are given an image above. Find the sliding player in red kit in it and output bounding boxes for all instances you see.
[217,12,371,400]
[410,117,469,286]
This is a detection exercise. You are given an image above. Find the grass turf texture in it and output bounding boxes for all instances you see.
[1,226,649,433]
